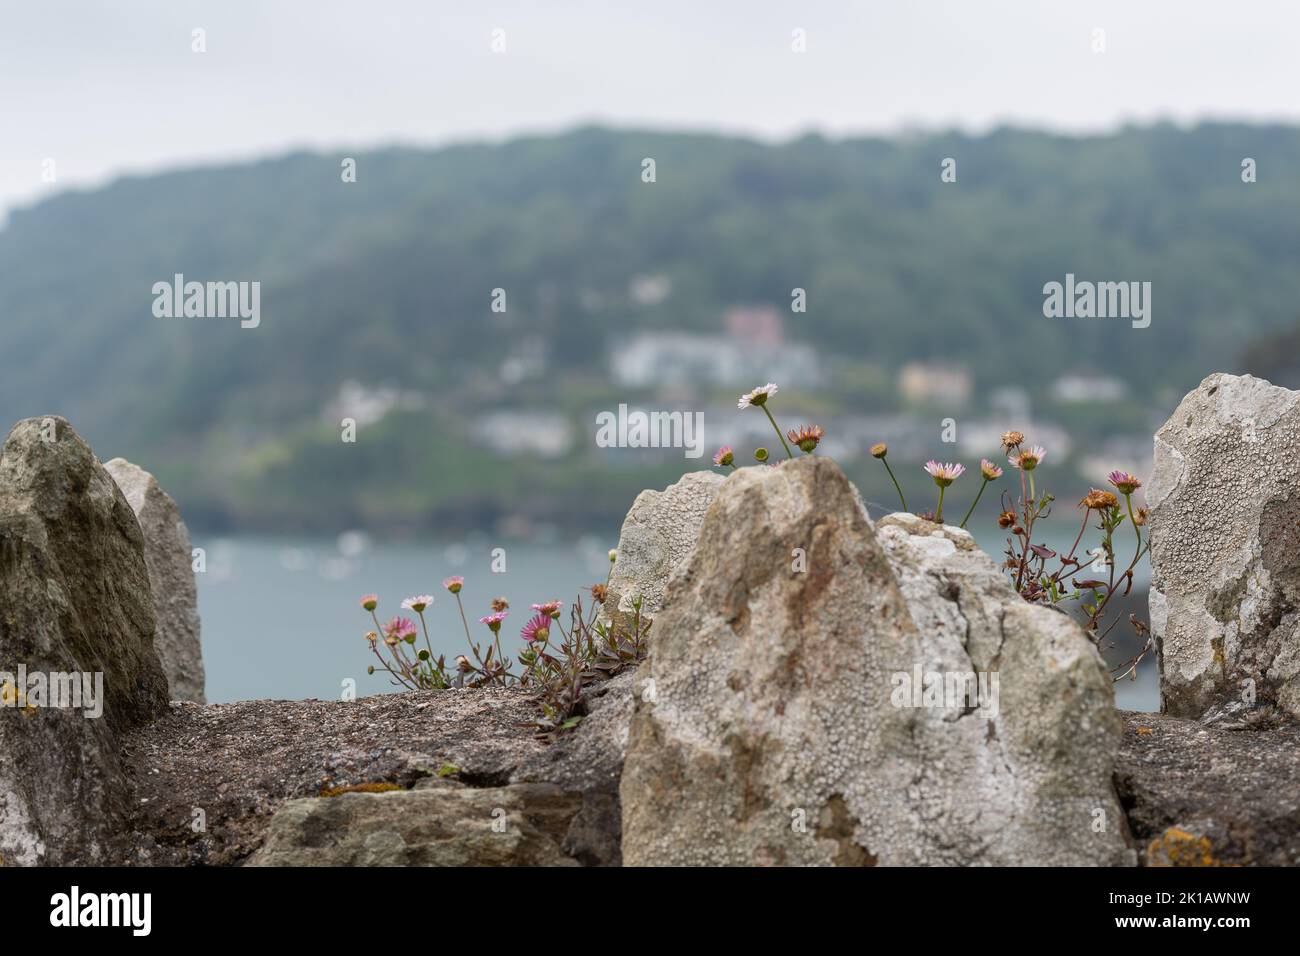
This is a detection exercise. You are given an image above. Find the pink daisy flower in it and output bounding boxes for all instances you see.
[531,600,563,618]
[442,576,464,594]
[923,460,966,487]
[980,459,1004,481]
[384,616,418,642]
[478,611,508,632]
[1107,470,1143,494]
[1008,446,1046,471]
[359,593,379,611]
[401,594,434,613]
[520,613,553,643]
[713,445,735,467]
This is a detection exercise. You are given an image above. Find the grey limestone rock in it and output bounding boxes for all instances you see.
[0,416,169,865]
[1148,373,1300,722]
[104,458,205,703]
[620,457,1132,866]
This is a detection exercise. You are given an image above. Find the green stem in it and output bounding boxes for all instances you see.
[1125,492,1141,554]
[959,478,989,529]
[761,405,794,459]
[416,609,437,668]
[936,485,947,523]
[454,592,501,686]
[881,459,908,512]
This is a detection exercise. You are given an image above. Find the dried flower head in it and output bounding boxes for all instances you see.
[980,458,1004,481]
[998,510,1016,528]
[490,596,510,612]
[870,442,888,459]
[923,460,966,487]
[786,424,824,453]
[1134,507,1149,527]
[737,383,779,409]
[590,583,608,604]
[712,445,735,467]
[364,630,379,645]
[1008,445,1046,471]
[442,576,464,594]
[1107,470,1143,495]
[1079,488,1119,511]
[1001,431,1025,451]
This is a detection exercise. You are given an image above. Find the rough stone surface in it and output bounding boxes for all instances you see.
[514,669,638,865]
[121,677,632,866]
[104,458,205,703]
[0,416,170,865]
[1116,710,1300,866]
[1148,373,1300,722]
[620,457,1132,866]
[603,470,725,635]
[247,784,583,866]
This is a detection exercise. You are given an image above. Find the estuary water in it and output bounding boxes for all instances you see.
[194,531,1158,711]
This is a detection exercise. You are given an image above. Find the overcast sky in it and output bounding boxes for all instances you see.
[4,0,1299,216]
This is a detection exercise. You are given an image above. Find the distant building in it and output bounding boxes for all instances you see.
[989,386,1032,423]
[898,362,973,407]
[476,411,574,458]
[611,329,817,389]
[629,274,672,306]
[725,305,785,346]
[499,335,548,385]
[324,380,423,427]
[1052,373,1128,403]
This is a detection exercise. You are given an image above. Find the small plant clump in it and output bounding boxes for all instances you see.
[709,384,1152,682]
[358,551,649,734]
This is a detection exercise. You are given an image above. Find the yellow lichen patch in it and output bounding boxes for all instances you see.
[1136,726,1153,735]
[1147,827,1221,867]
[319,781,405,798]
[1,680,23,707]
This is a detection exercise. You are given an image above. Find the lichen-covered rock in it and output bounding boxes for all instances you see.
[603,470,724,635]
[1148,373,1300,722]
[0,416,170,865]
[104,458,205,703]
[1115,710,1300,865]
[247,784,582,866]
[620,458,1132,866]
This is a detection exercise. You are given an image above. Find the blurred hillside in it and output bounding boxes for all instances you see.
[1,123,1298,533]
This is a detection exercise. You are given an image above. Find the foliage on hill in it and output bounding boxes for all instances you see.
[1,123,1297,530]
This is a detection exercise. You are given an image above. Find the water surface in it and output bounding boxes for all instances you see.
[195,531,1158,710]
